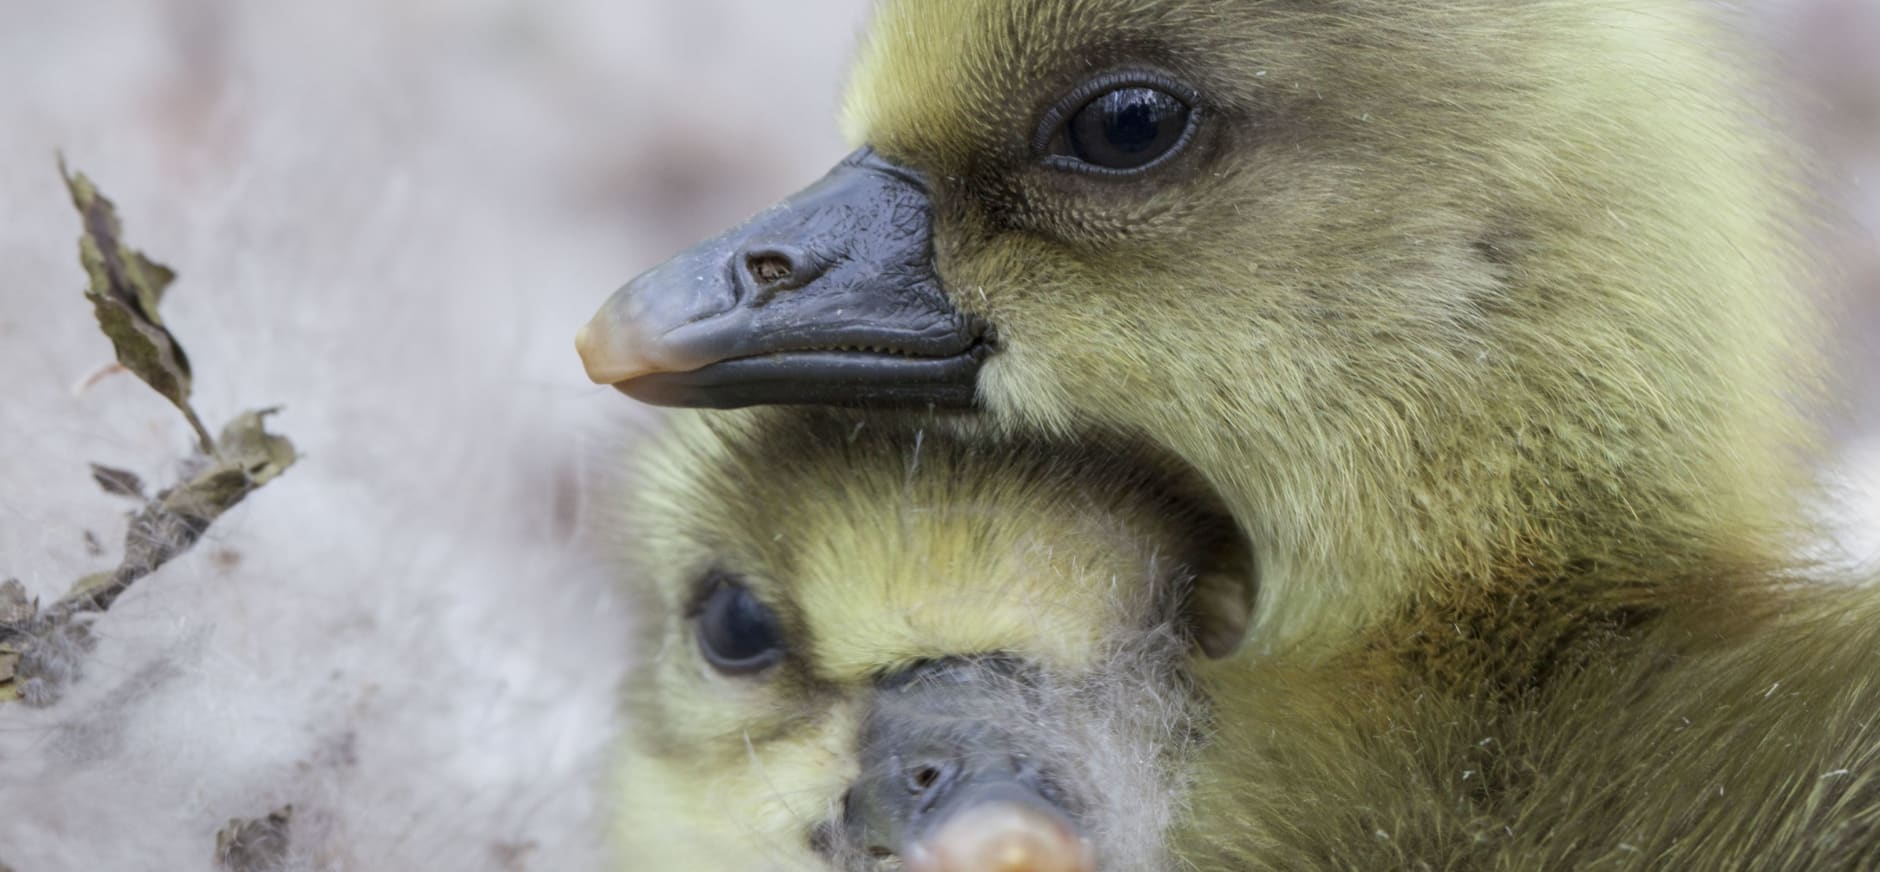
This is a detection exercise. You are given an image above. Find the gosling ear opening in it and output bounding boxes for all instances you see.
[1184,533,1257,660]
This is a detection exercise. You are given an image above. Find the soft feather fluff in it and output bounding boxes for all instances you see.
[0,1,1871,871]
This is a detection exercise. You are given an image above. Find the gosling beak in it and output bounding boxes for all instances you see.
[841,659,1095,872]
[575,148,987,409]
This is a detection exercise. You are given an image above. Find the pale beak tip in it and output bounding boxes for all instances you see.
[908,804,1094,872]
[575,318,634,386]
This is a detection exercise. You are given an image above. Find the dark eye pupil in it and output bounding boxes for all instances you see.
[1066,86,1191,171]
[697,580,784,674]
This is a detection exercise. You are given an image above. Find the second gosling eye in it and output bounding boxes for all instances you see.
[1044,79,1197,175]
[695,579,786,675]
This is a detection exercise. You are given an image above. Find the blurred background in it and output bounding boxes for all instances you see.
[0,1,1873,869]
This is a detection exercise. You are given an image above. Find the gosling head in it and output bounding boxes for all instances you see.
[580,0,1818,646]
[613,410,1248,870]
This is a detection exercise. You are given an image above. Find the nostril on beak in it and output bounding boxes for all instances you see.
[748,252,794,284]
[910,765,944,793]
[904,759,962,808]
[736,244,820,302]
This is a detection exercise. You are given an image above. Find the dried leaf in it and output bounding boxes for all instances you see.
[51,410,296,618]
[90,463,147,499]
[215,806,293,872]
[2,177,301,707]
[60,159,212,453]
[62,571,116,605]
[0,580,33,625]
[0,581,34,702]
[215,408,297,487]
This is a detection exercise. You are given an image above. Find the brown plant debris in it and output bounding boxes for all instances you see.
[215,806,294,872]
[59,157,211,453]
[90,463,147,499]
[0,164,297,706]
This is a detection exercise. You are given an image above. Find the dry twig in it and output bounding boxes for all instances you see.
[0,164,297,705]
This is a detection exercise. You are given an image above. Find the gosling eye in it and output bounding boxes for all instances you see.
[694,578,786,675]
[1042,78,1198,175]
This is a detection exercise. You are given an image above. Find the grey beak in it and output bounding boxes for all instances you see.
[841,659,1095,872]
[576,148,988,409]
